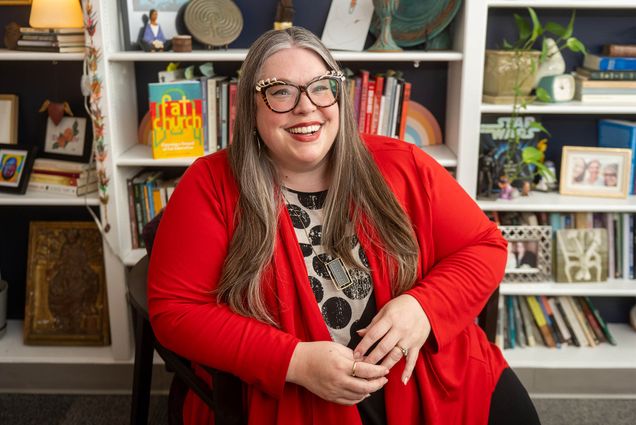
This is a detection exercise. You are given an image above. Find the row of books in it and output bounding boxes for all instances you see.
[146,68,414,160]
[126,170,180,249]
[490,211,636,281]
[28,158,97,196]
[344,69,411,140]
[498,295,616,350]
[148,76,237,159]
[575,44,636,103]
[15,27,85,53]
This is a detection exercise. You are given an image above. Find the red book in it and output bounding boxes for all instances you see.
[228,80,238,145]
[398,82,411,140]
[357,70,370,132]
[364,79,375,134]
[371,75,384,134]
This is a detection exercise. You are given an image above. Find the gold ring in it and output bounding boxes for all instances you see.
[351,361,358,377]
[396,345,408,357]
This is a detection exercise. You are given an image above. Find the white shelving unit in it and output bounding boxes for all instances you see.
[475,1,636,373]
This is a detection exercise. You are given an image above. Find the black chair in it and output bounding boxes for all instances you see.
[127,211,500,425]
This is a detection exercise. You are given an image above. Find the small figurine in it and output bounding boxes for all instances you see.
[521,180,531,196]
[141,9,171,52]
[498,175,514,200]
[477,147,496,199]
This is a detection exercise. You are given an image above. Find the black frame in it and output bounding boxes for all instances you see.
[0,143,37,194]
[40,116,92,163]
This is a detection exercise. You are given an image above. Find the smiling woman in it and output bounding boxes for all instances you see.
[147,26,538,425]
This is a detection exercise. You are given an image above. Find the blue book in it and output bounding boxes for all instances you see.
[598,119,636,194]
[584,54,636,71]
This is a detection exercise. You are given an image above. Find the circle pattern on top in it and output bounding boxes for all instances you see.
[184,0,243,47]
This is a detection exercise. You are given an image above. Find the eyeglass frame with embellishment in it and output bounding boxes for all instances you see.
[255,70,345,113]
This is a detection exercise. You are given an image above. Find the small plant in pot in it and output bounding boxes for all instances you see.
[479,8,586,199]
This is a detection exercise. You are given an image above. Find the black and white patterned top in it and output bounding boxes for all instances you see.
[282,187,376,348]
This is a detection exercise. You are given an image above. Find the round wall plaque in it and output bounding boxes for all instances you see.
[184,0,243,47]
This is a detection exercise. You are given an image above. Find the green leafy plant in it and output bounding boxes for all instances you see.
[500,8,586,187]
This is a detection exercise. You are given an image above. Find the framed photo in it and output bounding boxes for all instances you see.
[555,228,608,283]
[24,221,110,346]
[119,0,189,50]
[0,94,18,144]
[0,143,36,194]
[500,225,552,283]
[560,146,632,198]
[42,116,90,162]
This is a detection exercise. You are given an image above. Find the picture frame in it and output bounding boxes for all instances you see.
[559,146,632,198]
[0,94,18,145]
[555,228,608,283]
[41,116,90,162]
[500,225,552,283]
[24,221,110,346]
[119,0,189,50]
[0,143,36,194]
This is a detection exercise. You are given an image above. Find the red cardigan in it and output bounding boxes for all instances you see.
[148,135,508,425]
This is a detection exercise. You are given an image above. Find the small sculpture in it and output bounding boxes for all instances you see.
[477,147,496,199]
[368,0,401,52]
[498,175,514,200]
[39,100,73,125]
[533,38,565,87]
[141,9,171,52]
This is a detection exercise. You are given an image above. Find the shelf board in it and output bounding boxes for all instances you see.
[500,280,636,296]
[107,50,462,63]
[504,323,636,369]
[124,248,147,267]
[481,102,636,115]
[0,48,84,61]
[117,143,457,168]
[0,320,117,364]
[0,190,99,206]
[488,0,636,8]
[478,192,636,212]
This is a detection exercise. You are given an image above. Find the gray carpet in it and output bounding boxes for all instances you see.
[0,394,634,424]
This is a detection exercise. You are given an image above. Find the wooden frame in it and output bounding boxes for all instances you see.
[119,0,189,50]
[0,94,18,145]
[0,143,36,194]
[24,221,110,346]
[560,146,632,198]
[555,228,608,283]
[41,116,91,162]
[500,225,552,283]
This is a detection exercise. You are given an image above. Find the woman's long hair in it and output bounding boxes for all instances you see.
[218,27,419,325]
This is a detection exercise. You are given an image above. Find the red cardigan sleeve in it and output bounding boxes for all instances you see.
[147,156,299,398]
[403,145,507,351]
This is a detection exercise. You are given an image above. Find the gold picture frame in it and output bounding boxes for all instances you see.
[559,146,632,198]
[24,221,110,346]
[0,94,18,144]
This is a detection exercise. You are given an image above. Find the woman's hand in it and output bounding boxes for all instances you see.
[286,341,389,405]
[353,294,431,384]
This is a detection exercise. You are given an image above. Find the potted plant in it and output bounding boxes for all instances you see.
[478,8,586,199]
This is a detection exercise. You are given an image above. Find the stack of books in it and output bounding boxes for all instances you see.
[28,158,97,196]
[16,27,85,53]
[575,44,636,103]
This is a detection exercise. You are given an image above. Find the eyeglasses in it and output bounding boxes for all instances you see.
[255,70,345,113]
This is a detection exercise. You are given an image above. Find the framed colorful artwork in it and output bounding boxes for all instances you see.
[0,94,18,144]
[559,146,632,198]
[42,116,90,162]
[24,221,110,346]
[0,143,36,194]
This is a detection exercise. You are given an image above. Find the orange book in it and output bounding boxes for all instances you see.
[398,82,412,140]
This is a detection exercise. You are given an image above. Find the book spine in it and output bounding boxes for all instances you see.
[537,296,562,347]
[358,70,370,132]
[557,296,586,347]
[567,296,597,346]
[584,296,617,346]
[28,181,97,196]
[603,44,636,57]
[548,297,572,346]
[398,82,412,141]
[518,295,536,346]
[576,297,606,343]
[525,296,556,348]
[364,79,375,134]
[577,67,636,80]
[512,296,526,348]
[127,178,139,249]
[585,55,636,71]
[228,81,238,145]
[506,296,516,349]
[371,76,384,134]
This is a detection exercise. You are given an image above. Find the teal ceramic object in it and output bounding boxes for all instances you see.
[370,0,462,48]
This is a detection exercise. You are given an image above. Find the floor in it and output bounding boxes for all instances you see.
[0,394,635,424]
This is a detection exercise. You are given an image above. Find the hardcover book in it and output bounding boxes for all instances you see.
[583,54,636,71]
[598,119,636,194]
[148,81,204,159]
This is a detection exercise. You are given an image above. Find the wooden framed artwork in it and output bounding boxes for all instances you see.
[0,94,18,145]
[119,0,188,50]
[500,225,552,283]
[24,221,110,346]
[0,143,36,194]
[559,146,632,198]
[41,116,90,162]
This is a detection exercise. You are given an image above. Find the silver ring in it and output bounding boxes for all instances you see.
[351,360,358,377]
[396,345,408,357]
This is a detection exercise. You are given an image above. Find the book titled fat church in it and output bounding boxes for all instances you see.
[149,81,204,159]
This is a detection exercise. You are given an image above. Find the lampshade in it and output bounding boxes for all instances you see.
[29,0,84,29]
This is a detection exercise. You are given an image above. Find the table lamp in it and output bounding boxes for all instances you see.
[29,0,84,29]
